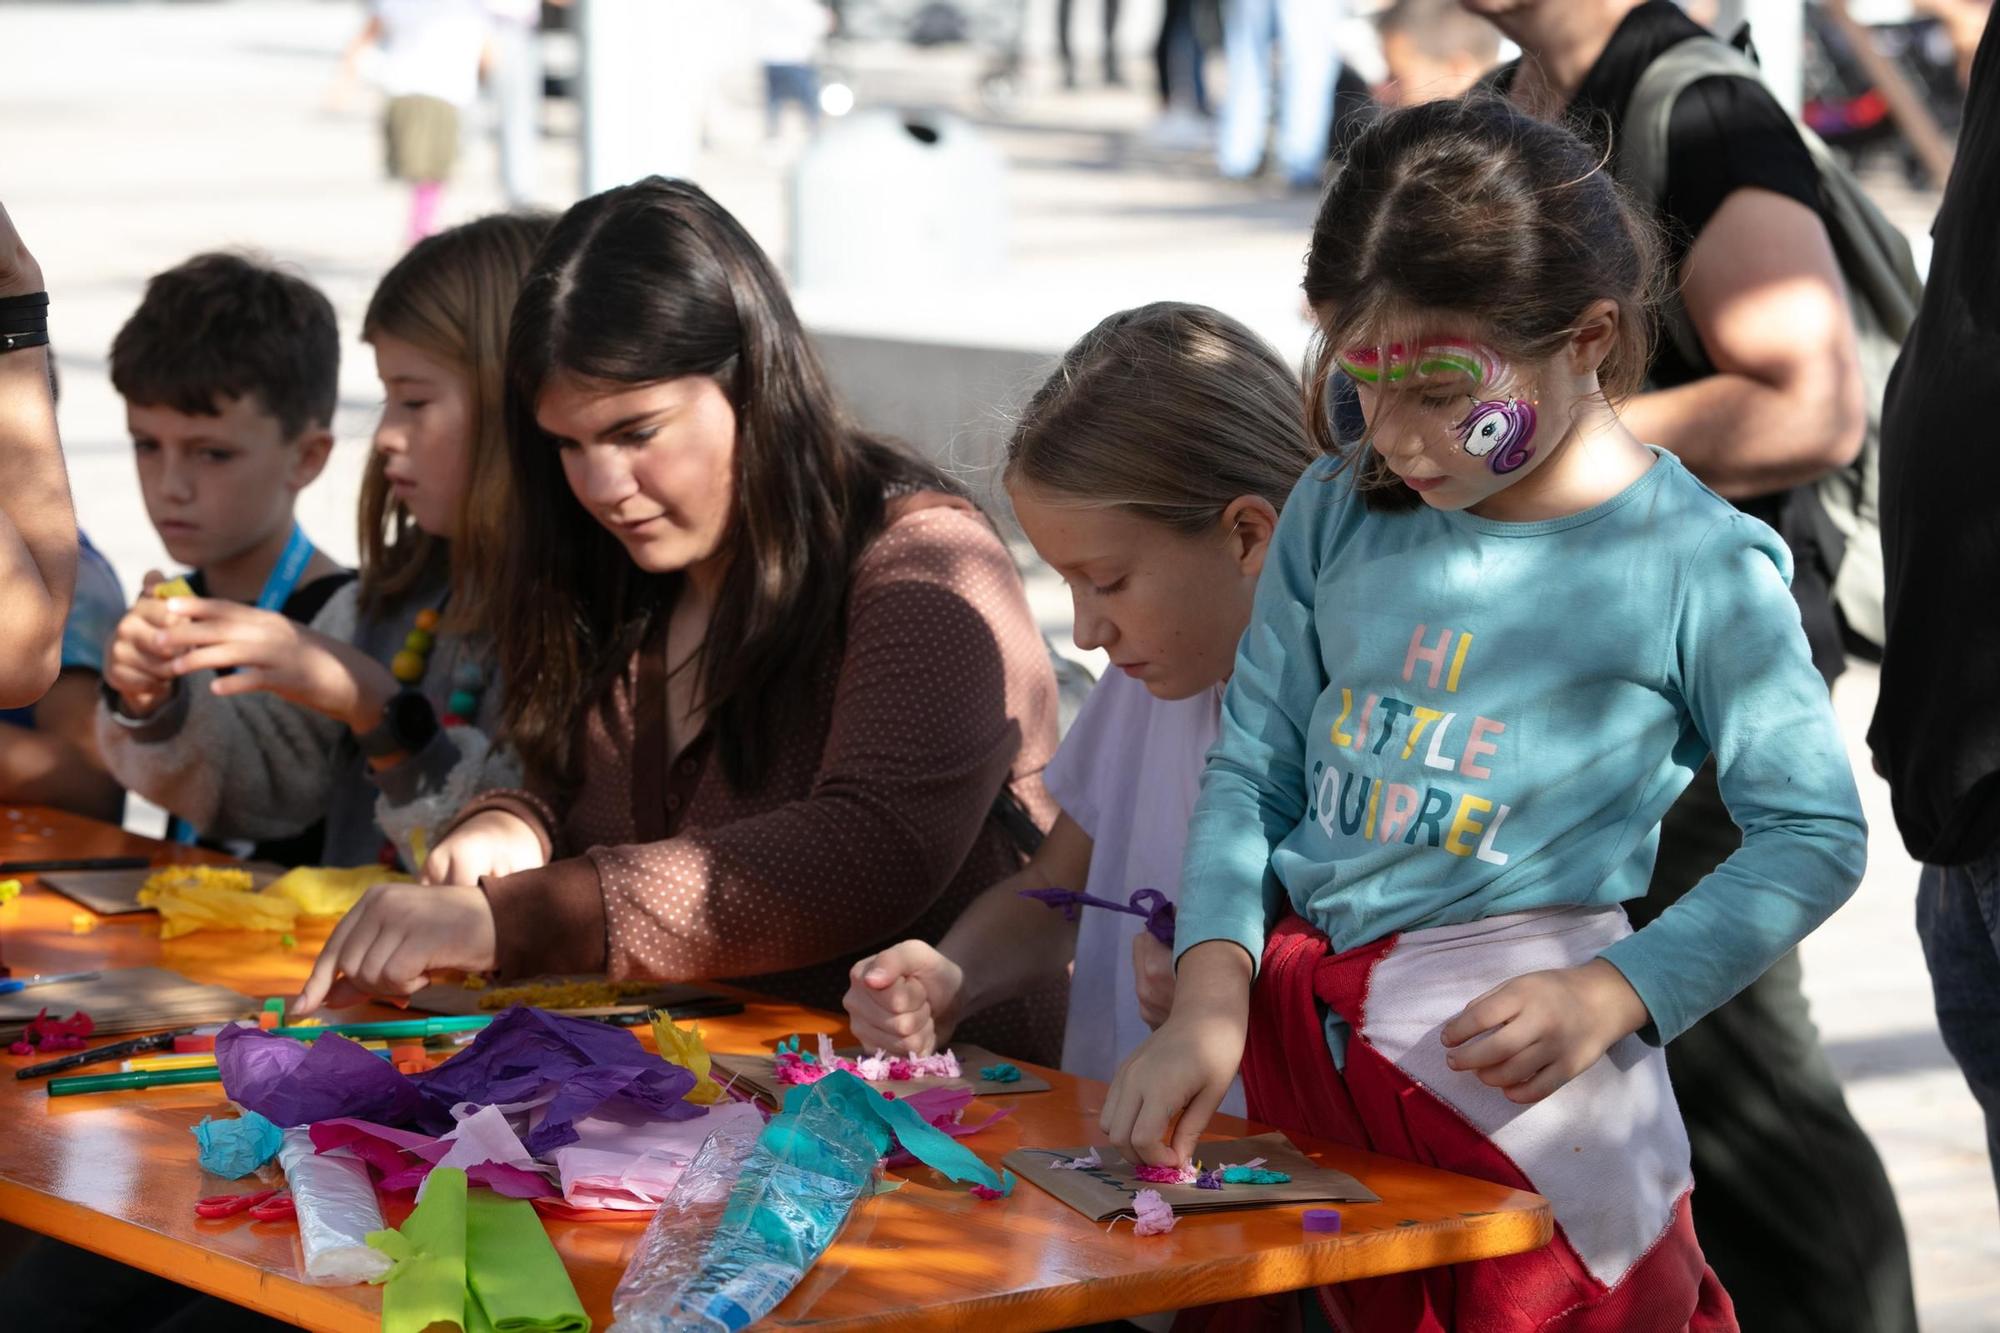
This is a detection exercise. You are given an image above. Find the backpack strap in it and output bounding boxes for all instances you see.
[1615,33,1924,367]
[1614,34,1771,377]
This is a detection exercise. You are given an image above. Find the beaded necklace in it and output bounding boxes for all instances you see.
[390,607,487,728]
[374,605,488,868]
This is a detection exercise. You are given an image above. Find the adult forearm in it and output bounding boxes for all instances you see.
[1621,367,1864,500]
[0,721,124,823]
[0,347,77,705]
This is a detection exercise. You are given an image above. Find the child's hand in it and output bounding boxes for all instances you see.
[103,571,184,717]
[157,598,397,733]
[842,940,965,1055]
[1441,958,1652,1104]
[1101,939,1252,1166]
[1132,930,1176,1029]
[294,883,497,1014]
[424,810,546,886]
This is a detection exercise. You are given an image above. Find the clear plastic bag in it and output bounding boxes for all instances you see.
[276,1126,393,1285]
[610,1084,881,1332]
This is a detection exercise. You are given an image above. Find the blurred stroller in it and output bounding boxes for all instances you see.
[1801,3,1963,184]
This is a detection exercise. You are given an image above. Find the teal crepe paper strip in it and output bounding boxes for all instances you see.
[1221,1166,1292,1185]
[978,1063,1022,1083]
[781,1070,1013,1195]
[191,1110,284,1179]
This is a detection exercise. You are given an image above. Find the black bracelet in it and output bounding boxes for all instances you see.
[0,292,49,354]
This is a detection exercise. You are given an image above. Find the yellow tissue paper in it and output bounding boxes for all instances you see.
[151,576,195,600]
[137,864,412,939]
[0,878,21,905]
[139,869,297,940]
[263,865,410,918]
[651,1014,727,1105]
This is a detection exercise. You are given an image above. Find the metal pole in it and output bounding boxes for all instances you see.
[577,0,704,197]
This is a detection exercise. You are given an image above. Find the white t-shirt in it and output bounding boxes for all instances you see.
[1042,669,1246,1117]
[756,0,830,65]
[373,0,491,107]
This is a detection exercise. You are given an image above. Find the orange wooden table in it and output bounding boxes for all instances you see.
[0,806,1551,1330]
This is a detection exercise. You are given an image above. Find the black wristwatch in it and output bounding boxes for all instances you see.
[357,689,440,759]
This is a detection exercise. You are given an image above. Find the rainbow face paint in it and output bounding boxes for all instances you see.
[1454,398,1538,474]
[1336,338,1503,388]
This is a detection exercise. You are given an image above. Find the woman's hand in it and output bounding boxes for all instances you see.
[423,810,546,886]
[1440,958,1652,1104]
[842,940,966,1055]
[1100,939,1252,1166]
[157,597,397,733]
[1132,930,1176,1030]
[294,882,497,1014]
[103,572,182,717]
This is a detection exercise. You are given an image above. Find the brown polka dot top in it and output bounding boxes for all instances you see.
[467,494,1068,1064]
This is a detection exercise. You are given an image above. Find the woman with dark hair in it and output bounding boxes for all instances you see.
[298,177,1067,1063]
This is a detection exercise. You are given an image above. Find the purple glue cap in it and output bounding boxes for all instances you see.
[1302,1208,1343,1233]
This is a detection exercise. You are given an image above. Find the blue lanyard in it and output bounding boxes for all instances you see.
[255,522,315,612]
[168,523,315,845]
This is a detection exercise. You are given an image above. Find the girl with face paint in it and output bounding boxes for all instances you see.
[1103,99,1866,1331]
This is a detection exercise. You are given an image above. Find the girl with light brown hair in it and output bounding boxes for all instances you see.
[842,300,1318,1090]
[99,213,550,869]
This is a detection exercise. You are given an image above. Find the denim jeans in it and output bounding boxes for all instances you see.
[1916,849,2000,1210]
[764,62,820,138]
[490,20,541,207]
[1217,0,1341,185]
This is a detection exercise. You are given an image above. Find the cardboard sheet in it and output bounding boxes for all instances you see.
[407,975,735,1020]
[1002,1132,1378,1221]
[0,966,256,1042]
[36,862,284,916]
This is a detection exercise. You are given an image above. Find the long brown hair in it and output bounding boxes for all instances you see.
[1303,97,1660,509]
[501,177,949,792]
[359,212,554,627]
[1006,302,1317,528]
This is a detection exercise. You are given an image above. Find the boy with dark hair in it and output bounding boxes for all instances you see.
[102,252,352,860]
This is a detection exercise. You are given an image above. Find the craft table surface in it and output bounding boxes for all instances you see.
[0,807,1552,1331]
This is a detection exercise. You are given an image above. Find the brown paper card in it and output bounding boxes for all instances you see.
[0,966,256,1042]
[1003,1131,1379,1221]
[407,975,731,1018]
[710,1042,1052,1104]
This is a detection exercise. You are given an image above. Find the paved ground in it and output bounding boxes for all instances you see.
[6,3,1995,1326]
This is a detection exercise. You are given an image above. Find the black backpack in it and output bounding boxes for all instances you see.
[1614,31,1924,649]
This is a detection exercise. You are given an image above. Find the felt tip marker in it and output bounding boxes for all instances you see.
[264,1015,492,1041]
[51,1047,398,1095]
[0,970,99,996]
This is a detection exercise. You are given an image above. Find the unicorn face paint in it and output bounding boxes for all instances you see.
[1455,397,1539,475]
[1337,335,1552,511]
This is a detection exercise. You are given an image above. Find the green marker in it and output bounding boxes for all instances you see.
[49,1047,400,1096]
[49,1066,224,1096]
[266,1015,493,1042]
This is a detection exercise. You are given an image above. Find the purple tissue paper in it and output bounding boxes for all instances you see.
[408,1006,702,1153]
[215,1026,425,1128]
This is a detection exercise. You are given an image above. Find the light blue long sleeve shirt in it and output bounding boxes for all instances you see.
[1177,450,1867,1044]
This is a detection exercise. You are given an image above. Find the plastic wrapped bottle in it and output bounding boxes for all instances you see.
[610,1083,879,1332]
